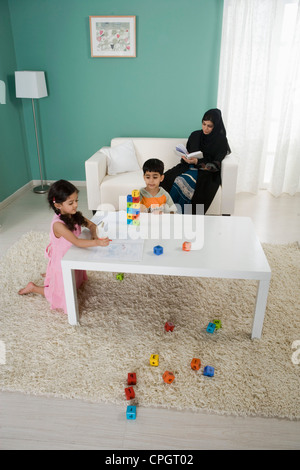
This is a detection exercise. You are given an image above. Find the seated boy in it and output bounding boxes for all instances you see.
[140,159,177,213]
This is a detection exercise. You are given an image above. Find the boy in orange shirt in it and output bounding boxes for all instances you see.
[140,159,177,213]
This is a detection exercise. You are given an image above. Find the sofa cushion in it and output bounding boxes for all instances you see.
[100,170,145,210]
[101,139,140,175]
[111,137,188,171]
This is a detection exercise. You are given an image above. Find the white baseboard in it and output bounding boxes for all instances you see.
[0,181,33,211]
[0,180,86,211]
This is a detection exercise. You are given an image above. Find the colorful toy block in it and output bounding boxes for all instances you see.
[126,405,136,420]
[191,358,201,370]
[203,366,214,377]
[164,321,175,332]
[150,354,159,366]
[206,322,216,334]
[213,319,222,329]
[127,190,140,226]
[182,241,191,251]
[125,386,135,400]
[163,371,175,384]
[153,245,163,255]
[116,273,124,281]
[128,372,137,385]
[132,190,140,198]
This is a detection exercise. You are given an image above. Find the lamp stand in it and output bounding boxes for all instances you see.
[31,98,49,194]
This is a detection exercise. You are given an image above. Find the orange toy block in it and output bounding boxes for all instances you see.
[163,371,175,384]
[182,241,191,251]
[191,358,201,370]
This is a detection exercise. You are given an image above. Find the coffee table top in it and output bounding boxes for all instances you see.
[62,214,271,281]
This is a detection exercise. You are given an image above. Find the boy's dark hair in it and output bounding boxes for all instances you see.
[48,179,86,231]
[142,158,164,175]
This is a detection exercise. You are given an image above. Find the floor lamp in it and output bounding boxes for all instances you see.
[15,71,50,194]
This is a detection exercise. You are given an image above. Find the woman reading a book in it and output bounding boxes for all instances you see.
[161,108,231,214]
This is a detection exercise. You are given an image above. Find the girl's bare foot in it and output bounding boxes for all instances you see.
[18,282,36,295]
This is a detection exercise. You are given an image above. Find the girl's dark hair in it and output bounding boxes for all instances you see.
[48,179,86,231]
[143,158,164,175]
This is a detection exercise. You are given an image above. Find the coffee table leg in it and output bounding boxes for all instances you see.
[62,266,80,326]
[251,279,270,339]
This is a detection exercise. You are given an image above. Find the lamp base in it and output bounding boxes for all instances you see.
[33,184,50,194]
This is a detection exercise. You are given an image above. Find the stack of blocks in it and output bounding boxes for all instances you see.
[126,372,137,420]
[127,189,140,226]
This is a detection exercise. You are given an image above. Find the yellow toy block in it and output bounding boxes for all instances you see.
[132,203,140,209]
[132,189,140,198]
[150,354,159,366]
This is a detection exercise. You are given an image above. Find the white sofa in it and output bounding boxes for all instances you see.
[85,137,238,215]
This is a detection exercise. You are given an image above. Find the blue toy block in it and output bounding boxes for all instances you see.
[153,245,163,255]
[206,322,216,334]
[203,366,214,377]
[126,405,136,420]
[127,195,133,202]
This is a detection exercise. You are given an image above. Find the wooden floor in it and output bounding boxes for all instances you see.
[0,185,300,450]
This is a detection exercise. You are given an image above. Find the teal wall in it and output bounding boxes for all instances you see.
[2,0,223,199]
[0,0,31,202]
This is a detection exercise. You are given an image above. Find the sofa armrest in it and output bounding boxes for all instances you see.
[220,153,239,215]
[85,148,108,211]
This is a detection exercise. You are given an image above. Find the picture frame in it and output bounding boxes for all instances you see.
[89,16,136,58]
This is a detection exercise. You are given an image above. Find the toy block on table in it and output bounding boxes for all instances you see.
[128,372,137,385]
[191,358,201,370]
[149,354,159,366]
[163,371,175,384]
[127,190,140,225]
[126,405,136,420]
[203,366,214,377]
[206,322,216,334]
[182,241,191,252]
[125,386,135,400]
[116,273,124,281]
[213,319,222,329]
[153,245,163,255]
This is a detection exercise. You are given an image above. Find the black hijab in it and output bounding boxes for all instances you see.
[187,108,231,161]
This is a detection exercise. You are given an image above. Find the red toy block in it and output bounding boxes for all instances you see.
[132,196,140,203]
[163,371,175,384]
[128,372,137,385]
[191,358,201,370]
[182,241,191,251]
[125,386,135,400]
[164,321,175,332]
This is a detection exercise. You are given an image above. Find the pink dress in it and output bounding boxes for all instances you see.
[44,214,88,313]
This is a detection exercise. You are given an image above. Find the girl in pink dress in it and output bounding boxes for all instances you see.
[18,180,110,313]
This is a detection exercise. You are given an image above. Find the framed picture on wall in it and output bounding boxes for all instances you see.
[89,16,136,58]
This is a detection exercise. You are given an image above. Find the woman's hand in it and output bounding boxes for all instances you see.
[182,155,198,165]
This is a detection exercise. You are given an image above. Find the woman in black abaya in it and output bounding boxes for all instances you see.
[161,108,231,214]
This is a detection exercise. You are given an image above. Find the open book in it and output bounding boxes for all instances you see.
[175,144,203,160]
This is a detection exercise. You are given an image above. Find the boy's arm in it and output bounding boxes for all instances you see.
[163,189,177,213]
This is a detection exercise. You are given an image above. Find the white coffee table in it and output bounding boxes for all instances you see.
[61,214,271,339]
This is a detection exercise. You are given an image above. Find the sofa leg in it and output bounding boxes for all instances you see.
[222,214,231,216]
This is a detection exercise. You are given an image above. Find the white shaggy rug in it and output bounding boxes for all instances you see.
[0,231,299,419]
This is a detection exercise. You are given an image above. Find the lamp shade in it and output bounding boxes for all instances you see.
[15,71,48,99]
